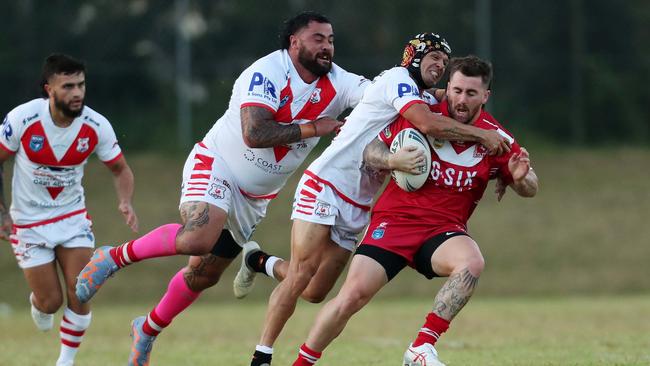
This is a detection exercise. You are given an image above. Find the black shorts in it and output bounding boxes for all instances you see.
[210,230,242,259]
[356,231,469,281]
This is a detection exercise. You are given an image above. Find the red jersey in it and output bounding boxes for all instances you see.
[371,100,520,237]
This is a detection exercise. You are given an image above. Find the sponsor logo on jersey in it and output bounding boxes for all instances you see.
[208,183,226,200]
[371,228,385,239]
[309,88,322,103]
[2,117,12,140]
[29,135,45,152]
[248,72,278,103]
[22,113,39,125]
[371,222,389,239]
[473,145,487,158]
[315,201,331,217]
[244,149,255,161]
[397,83,419,98]
[76,137,90,152]
[279,94,290,108]
[84,115,99,126]
[383,126,392,138]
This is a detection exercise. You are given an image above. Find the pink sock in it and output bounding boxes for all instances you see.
[141,268,200,336]
[110,223,182,267]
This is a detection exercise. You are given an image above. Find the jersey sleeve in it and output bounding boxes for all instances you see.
[381,69,426,116]
[238,58,287,113]
[94,118,122,164]
[0,110,23,153]
[338,70,369,109]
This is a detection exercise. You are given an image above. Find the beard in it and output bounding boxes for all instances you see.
[54,95,84,118]
[449,102,480,124]
[298,46,332,77]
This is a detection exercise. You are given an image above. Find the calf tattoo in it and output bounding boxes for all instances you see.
[432,268,479,321]
[183,254,218,290]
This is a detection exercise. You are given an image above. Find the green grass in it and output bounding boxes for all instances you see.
[1,296,649,365]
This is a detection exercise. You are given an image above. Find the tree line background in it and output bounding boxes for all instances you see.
[1,0,648,151]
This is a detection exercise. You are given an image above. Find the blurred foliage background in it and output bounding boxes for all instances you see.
[0,1,649,305]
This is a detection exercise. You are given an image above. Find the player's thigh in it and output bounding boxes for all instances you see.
[184,253,236,291]
[23,261,63,309]
[302,243,351,302]
[290,219,333,267]
[430,235,483,277]
[55,246,93,289]
[177,201,228,253]
[336,254,388,308]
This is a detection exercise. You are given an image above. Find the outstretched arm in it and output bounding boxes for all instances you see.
[105,155,139,232]
[507,147,538,198]
[240,106,343,148]
[362,138,425,174]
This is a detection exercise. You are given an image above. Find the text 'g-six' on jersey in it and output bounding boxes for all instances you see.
[373,100,521,232]
[306,66,438,209]
[202,49,368,198]
[1,98,122,226]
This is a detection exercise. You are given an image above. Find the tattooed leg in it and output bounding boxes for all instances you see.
[432,268,480,321]
[174,202,227,255]
[184,253,235,292]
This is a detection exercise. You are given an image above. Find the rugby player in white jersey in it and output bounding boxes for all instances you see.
[0,53,138,366]
[245,33,512,365]
[74,11,369,365]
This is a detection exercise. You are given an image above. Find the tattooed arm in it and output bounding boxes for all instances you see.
[240,106,343,148]
[362,138,425,174]
[402,103,510,156]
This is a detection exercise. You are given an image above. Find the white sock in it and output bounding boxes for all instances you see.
[255,344,274,354]
[57,308,91,365]
[265,256,282,280]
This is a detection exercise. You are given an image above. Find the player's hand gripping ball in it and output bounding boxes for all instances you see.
[389,128,431,191]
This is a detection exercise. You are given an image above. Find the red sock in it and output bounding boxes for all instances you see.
[292,343,322,366]
[109,241,137,268]
[412,312,450,347]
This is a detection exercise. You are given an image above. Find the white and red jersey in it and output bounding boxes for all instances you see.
[1,98,122,226]
[202,49,368,198]
[373,100,520,233]
[304,66,437,209]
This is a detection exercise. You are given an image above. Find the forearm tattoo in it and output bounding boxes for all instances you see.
[241,106,301,147]
[179,203,210,234]
[432,268,479,321]
[183,254,218,290]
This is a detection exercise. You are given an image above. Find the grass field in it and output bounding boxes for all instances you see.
[0,147,649,365]
[1,296,649,365]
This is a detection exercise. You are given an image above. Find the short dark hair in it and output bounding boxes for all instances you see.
[40,53,86,97]
[448,55,493,88]
[279,11,331,49]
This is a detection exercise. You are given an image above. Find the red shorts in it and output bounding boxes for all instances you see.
[360,212,467,265]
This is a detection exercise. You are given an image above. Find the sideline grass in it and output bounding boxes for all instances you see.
[1,295,649,365]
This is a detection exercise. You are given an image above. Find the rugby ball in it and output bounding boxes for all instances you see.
[389,128,432,192]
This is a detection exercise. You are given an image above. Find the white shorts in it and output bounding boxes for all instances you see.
[11,213,94,269]
[291,173,370,252]
[179,143,271,246]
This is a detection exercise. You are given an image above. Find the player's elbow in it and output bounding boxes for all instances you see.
[413,120,444,138]
[242,133,262,148]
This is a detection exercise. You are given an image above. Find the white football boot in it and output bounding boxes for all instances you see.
[29,292,54,332]
[233,241,261,299]
[403,342,446,366]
